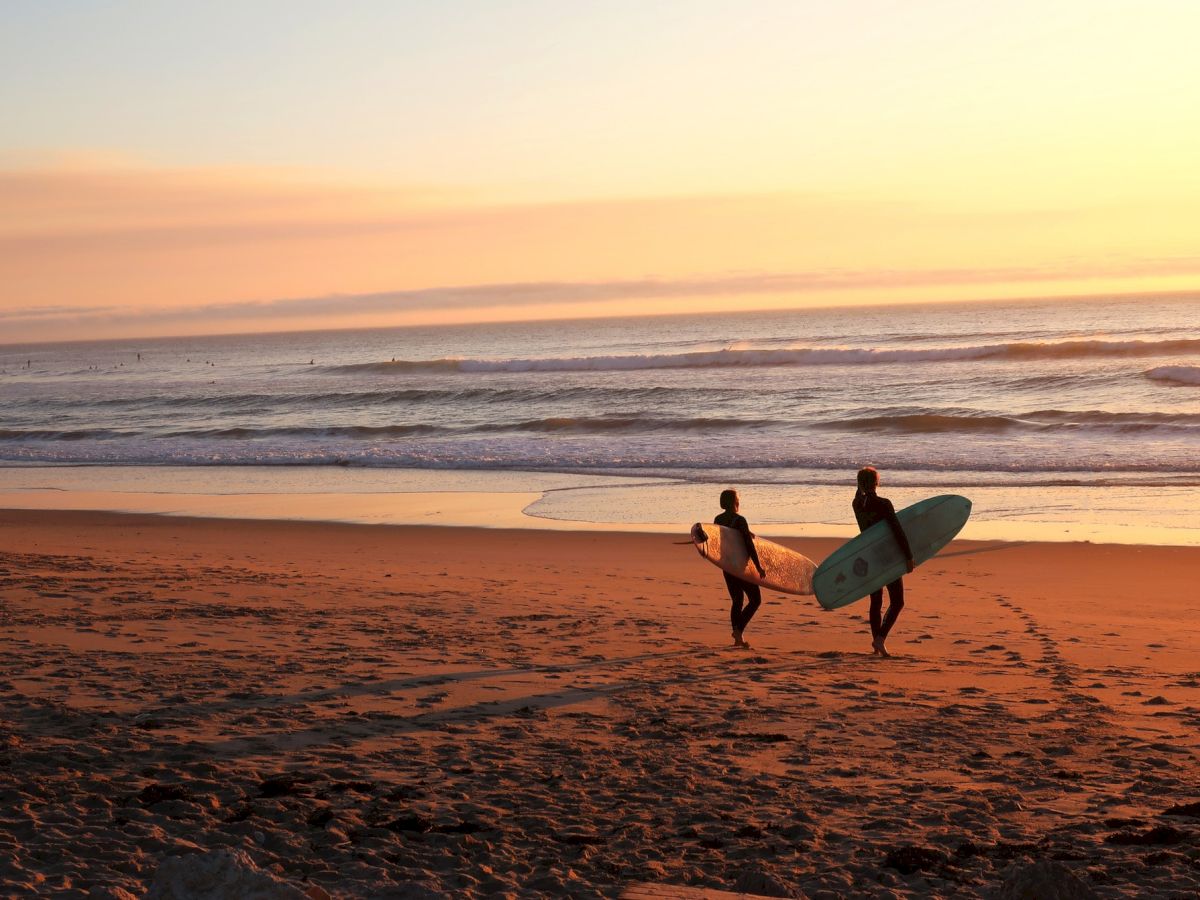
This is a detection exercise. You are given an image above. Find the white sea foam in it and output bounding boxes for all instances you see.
[3,431,1198,477]
[1146,365,1200,386]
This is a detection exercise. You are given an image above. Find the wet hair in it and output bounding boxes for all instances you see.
[719,488,739,511]
[856,467,879,492]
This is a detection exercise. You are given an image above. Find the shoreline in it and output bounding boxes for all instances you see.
[1,503,1197,551]
[3,462,1200,547]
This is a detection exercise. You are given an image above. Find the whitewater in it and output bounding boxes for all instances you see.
[334,336,1200,374]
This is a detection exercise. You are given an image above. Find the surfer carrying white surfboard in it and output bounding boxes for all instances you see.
[852,467,915,657]
[714,489,766,648]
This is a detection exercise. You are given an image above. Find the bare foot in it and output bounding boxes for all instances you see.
[872,637,890,657]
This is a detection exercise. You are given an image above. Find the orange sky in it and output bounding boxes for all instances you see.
[3,2,1199,341]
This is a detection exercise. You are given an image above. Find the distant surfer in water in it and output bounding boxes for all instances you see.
[714,489,765,648]
[853,467,914,657]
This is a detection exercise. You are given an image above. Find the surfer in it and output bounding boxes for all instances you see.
[714,489,765,648]
[853,467,914,657]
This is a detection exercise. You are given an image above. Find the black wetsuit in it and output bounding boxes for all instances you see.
[714,510,763,632]
[852,489,914,641]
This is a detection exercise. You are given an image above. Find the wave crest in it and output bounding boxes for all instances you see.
[1146,365,1200,386]
[172,416,773,439]
[823,409,1200,434]
[334,338,1200,374]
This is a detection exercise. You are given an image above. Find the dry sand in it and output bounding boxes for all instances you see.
[1,509,1197,898]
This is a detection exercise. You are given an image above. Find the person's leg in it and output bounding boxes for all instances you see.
[869,588,886,655]
[880,577,905,640]
[739,583,762,633]
[723,572,745,637]
[869,589,884,638]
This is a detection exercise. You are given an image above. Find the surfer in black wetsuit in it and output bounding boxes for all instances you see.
[853,467,914,658]
[714,489,766,648]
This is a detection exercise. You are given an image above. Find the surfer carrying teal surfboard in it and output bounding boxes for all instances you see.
[714,489,766,648]
[852,467,914,657]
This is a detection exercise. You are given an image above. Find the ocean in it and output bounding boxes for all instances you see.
[2,295,1198,543]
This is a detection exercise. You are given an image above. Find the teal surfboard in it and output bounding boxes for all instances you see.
[813,494,971,610]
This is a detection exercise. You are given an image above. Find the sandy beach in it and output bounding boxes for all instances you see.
[1,509,1197,898]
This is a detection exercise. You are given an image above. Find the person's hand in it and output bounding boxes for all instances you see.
[756,565,766,579]
[906,557,915,574]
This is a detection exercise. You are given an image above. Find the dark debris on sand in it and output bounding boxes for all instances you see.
[1104,824,1191,846]
[1163,800,1200,818]
[884,845,954,875]
[137,782,197,806]
[258,771,321,798]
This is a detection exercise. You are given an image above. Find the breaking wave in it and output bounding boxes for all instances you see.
[823,409,1200,434]
[0,416,778,442]
[332,338,1200,374]
[6,408,1196,444]
[1146,365,1200,386]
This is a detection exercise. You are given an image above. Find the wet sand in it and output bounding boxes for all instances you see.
[1,509,1197,897]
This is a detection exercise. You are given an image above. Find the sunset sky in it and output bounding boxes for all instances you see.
[3,0,1198,342]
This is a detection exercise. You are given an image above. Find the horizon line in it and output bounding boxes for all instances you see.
[2,286,1196,350]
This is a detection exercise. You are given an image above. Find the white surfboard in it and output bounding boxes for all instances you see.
[690,523,816,595]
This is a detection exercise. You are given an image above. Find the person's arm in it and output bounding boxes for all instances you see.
[852,489,868,532]
[880,499,915,571]
[736,516,765,576]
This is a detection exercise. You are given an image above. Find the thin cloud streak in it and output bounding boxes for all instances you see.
[4,260,1199,331]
